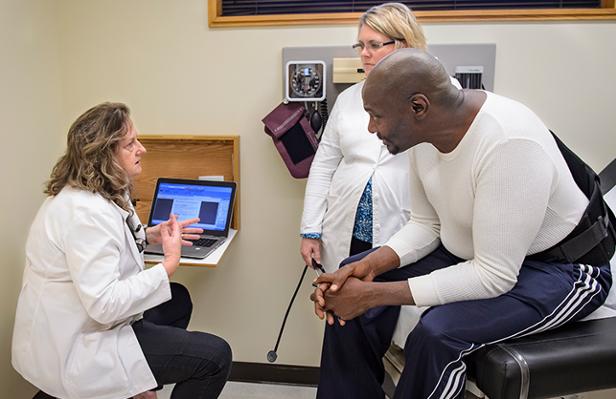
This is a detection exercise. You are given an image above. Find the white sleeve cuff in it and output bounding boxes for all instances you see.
[385,235,440,267]
[385,236,417,266]
[408,275,441,307]
[148,263,172,302]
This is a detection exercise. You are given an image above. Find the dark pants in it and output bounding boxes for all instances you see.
[32,392,55,399]
[350,236,372,257]
[317,245,612,399]
[34,283,232,399]
[132,282,232,399]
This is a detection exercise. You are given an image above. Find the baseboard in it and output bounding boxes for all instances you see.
[229,361,319,387]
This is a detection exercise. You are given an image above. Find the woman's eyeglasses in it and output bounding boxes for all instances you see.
[352,40,395,54]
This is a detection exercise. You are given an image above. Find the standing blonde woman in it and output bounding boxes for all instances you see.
[12,103,231,399]
[301,3,446,272]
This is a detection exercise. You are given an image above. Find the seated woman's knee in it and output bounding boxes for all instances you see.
[170,283,192,310]
[193,332,232,377]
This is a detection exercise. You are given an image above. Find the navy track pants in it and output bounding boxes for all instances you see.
[317,245,611,399]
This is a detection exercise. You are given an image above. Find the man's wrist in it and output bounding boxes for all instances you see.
[367,281,414,307]
[364,281,381,309]
[366,246,400,276]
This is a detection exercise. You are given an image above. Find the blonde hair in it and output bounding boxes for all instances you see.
[45,102,133,211]
[359,2,427,50]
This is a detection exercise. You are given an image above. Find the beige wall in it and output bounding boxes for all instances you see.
[1,0,65,396]
[3,0,616,396]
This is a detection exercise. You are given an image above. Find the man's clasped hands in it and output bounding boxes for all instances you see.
[310,257,379,326]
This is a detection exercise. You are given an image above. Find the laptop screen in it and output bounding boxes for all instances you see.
[148,179,236,236]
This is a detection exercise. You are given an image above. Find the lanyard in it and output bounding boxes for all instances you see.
[126,216,147,253]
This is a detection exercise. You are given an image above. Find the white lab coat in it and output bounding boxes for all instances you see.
[12,186,171,399]
[301,81,412,272]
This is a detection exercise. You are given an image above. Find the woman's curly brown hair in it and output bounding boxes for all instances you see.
[45,102,133,212]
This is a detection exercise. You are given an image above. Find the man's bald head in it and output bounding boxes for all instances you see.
[363,48,457,109]
[362,48,465,154]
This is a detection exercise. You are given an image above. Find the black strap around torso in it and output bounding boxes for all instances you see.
[529,132,616,265]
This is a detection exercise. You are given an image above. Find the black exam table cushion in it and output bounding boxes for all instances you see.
[466,316,616,399]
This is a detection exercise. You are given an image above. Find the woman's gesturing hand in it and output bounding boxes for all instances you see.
[146,217,203,246]
[161,214,182,276]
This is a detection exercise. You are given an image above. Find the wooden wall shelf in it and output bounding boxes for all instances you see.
[133,135,240,230]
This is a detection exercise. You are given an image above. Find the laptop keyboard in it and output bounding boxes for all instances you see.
[192,238,217,247]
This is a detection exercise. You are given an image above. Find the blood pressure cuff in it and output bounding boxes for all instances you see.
[530,132,616,266]
[262,102,318,179]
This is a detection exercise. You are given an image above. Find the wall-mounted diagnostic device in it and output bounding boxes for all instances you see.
[285,61,326,102]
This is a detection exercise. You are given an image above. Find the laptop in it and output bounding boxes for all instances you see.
[144,178,237,259]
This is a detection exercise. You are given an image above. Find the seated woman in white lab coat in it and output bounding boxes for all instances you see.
[11,102,232,399]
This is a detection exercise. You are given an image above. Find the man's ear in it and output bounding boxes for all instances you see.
[409,94,429,120]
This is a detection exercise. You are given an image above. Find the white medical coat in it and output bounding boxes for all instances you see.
[301,81,412,272]
[12,187,171,399]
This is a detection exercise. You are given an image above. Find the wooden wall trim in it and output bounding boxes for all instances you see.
[602,0,616,8]
[208,3,616,27]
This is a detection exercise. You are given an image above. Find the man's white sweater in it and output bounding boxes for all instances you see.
[386,92,589,307]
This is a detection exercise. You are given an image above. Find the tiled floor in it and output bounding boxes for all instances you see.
[159,381,317,399]
[158,381,616,399]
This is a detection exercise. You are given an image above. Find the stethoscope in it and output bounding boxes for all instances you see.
[267,259,326,363]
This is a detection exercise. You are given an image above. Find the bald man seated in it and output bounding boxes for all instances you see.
[310,49,612,399]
